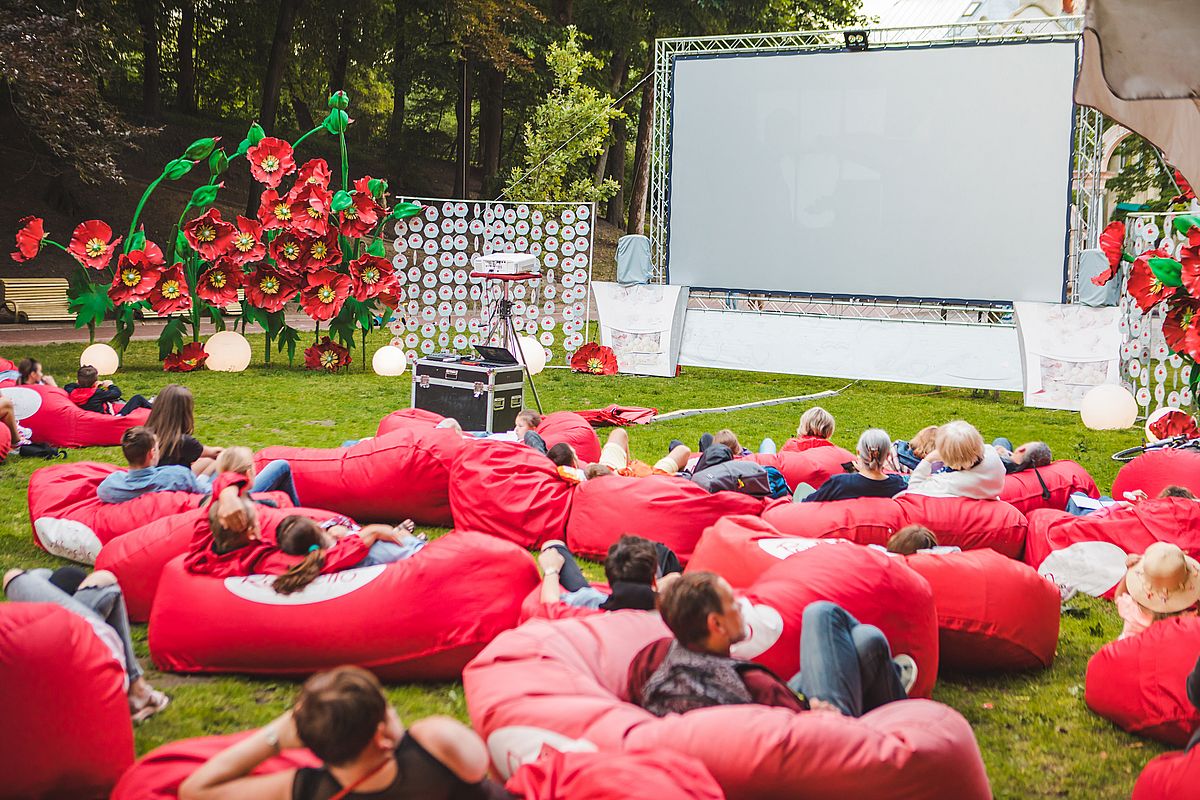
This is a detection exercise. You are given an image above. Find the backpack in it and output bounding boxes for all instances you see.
[763,465,791,499]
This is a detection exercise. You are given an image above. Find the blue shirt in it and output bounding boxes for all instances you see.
[96,465,206,504]
[802,472,907,503]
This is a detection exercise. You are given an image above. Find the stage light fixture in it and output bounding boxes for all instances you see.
[844,30,868,52]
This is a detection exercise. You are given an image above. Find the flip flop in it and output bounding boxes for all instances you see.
[131,689,170,724]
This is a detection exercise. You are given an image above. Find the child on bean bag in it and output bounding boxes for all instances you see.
[272,514,425,594]
[64,365,153,416]
[1114,542,1200,640]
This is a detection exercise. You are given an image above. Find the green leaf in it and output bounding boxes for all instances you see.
[331,190,354,212]
[183,137,217,161]
[327,91,349,110]
[157,318,187,360]
[199,301,226,332]
[366,238,386,257]
[277,325,300,365]
[67,280,113,330]
[241,304,268,333]
[175,230,192,258]
[1148,256,1184,287]
[163,158,194,180]
[111,306,137,353]
[322,109,350,135]
[329,306,358,349]
[1172,215,1200,236]
[128,229,147,253]
[265,309,286,337]
[390,202,422,220]
[208,149,229,178]
[248,123,266,146]
[367,178,387,198]
[235,138,251,157]
[190,183,222,209]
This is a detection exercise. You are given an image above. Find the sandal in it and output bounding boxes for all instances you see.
[131,689,170,723]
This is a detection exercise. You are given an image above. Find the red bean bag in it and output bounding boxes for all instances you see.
[685,515,814,590]
[566,475,765,563]
[762,497,906,547]
[254,425,464,526]
[95,505,338,622]
[449,439,574,548]
[537,411,601,464]
[0,603,134,799]
[375,406,446,437]
[518,582,612,623]
[507,748,726,800]
[464,613,990,799]
[0,384,150,448]
[1025,500,1200,598]
[1085,616,1200,746]
[1113,448,1200,500]
[1133,747,1200,800]
[0,420,10,462]
[893,494,1027,557]
[110,732,319,800]
[28,462,201,564]
[149,531,537,680]
[999,460,1098,514]
[779,435,837,453]
[747,447,854,491]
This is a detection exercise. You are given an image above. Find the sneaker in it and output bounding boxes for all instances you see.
[893,654,918,694]
[698,433,714,452]
[668,439,685,453]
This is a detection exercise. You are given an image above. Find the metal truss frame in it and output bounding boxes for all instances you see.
[648,15,1101,323]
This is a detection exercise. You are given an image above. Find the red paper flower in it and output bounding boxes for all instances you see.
[1127,249,1177,313]
[68,220,121,270]
[300,268,351,321]
[244,267,299,313]
[348,254,396,301]
[1164,296,1200,360]
[339,191,381,238]
[1175,170,1196,201]
[289,183,332,236]
[257,188,294,231]
[304,336,351,372]
[164,342,208,372]
[183,208,236,261]
[268,230,309,276]
[299,227,341,271]
[226,216,266,266]
[11,216,46,262]
[1181,246,1200,298]
[246,137,296,188]
[109,249,162,304]
[140,238,167,267]
[296,158,331,189]
[1149,409,1200,441]
[570,342,618,375]
[196,259,242,306]
[1092,220,1126,287]
[148,262,192,315]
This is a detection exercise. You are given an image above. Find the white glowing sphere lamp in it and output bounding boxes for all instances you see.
[80,343,120,376]
[372,345,408,376]
[1080,384,1138,430]
[517,336,547,376]
[204,331,252,372]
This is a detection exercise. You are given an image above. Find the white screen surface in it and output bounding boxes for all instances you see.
[666,41,1078,302]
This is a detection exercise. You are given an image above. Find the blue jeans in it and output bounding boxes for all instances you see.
[252,459,300,506]
[787,601,907,717]
[358,535,427,567]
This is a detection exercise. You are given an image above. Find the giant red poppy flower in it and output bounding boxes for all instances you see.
[1180,245,1200,298]
[227,216,266,266]
[299,227,341,271]
[1149,408,1200,442]
[140,238,167,268]
[257,188,294,231]
[348,254,396,301]
[183,208,236,261]
[196,260,242,306]
[109,250,162,304]
[300,268,351,321]
[1163,295,1200,359]
[304,336,351,372]
[268,230,309,276]
[164,342,208,372]
[67,220,122,270]
[10,216,46,263]
[571,342,618,375]
[1092,220,1126,287]
[289,183,333,236]
[296,158,331,189]
[148,262,192,316]
[246,137,296,188]
[339,191,381,238]
[1176,170,1196,201]
[1127,249,1177,313]
[244,267,300,313]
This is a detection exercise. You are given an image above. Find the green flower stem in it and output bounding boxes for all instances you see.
[314,321,321,343]
[291,125,325,151]
[126,172,169,253]
[339,131,349,192]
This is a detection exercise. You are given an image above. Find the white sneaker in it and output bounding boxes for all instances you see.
[893,654,918,694]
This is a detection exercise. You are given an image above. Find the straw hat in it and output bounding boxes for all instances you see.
[1126,542,1200,614]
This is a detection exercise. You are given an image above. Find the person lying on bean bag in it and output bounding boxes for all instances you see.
[179,665,514,800]
[1113,542,1200,640]
[3,565,170,722]
[536,535,681,612]
[992,437,1053,474]
[548,429,690,483]
[272,514,424,594]
[901,420,1006,501]
[64,365,153,417]
[628,572,918,718]
[893,425,938,473]
[801,429,906,503]
[782,406,837,453]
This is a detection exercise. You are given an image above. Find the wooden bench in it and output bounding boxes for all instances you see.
[0,277,74,322]
[140,288,245,319]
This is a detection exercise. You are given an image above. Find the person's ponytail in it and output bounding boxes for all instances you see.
[273,548,326,595]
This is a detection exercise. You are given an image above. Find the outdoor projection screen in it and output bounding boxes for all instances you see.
[666,41,1078,303]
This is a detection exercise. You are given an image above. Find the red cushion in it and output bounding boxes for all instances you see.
[780,435,836,453]
[686,515,807,590]
[999,460,1098,514]
[1133,747,1200,800]
[449,439,573,548]
[111,732,319,800]
[1085,616,1200,746]
[0,603,134,799]
[0,384,149,448]
[893,494,1028,558]
[537,411,601,464]
[375,407,446,437]
[28,462,200,564]
[740,543,939,698]
[507,748,725,800]
[0,421,10,462]
[255,426,464,526]
[519,583,609,624]
[762,497,905,546]
[149,532,537,680]
[748,446,855,491]
[1114,449,1200,500]
[566,475,765,563]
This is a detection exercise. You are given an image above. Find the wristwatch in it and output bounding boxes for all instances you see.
[543,568,560,577]
[264,726,281,752]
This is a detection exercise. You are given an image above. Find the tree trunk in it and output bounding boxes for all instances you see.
[605,115,627,226]
[552,0,574,25]
[259,0,303,133]
[134,0,161,117]
[593,51,629,186]
[480,65,504,195]
[176,0,196,112]
[453,57,472,198]
[387,1,408,167]
[290,96,316,131]
[627,63,654,235]
[328,10,352,95]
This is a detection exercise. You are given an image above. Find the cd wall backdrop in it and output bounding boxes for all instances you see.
[388,199,596,365]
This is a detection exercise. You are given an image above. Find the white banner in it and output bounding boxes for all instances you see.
[592,282,689,377]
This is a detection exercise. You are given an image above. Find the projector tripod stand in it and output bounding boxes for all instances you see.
[479,275,544,414]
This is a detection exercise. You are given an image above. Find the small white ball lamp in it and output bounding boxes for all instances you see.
[80,343,120,376]
[372,345,408,376]
[203,331,252,372]
[517,335,547,376]
[1080,384,1139,430]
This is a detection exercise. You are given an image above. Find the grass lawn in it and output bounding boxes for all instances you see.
[0,332,1167,797]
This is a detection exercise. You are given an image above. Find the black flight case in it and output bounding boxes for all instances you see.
[411,350,525,434]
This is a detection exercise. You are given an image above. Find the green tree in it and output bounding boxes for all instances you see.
[504,26,623,203]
